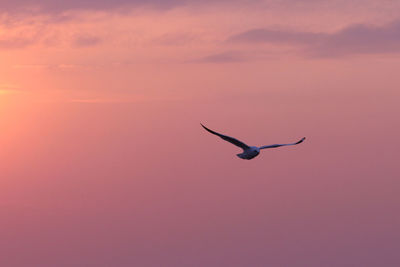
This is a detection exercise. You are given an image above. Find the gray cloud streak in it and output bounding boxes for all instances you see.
[196,51,245,63]
[0,37,35,49]
[229,20,400,57]
[0,0,259,14]
[0,0,185,13]
[73,34,102,47]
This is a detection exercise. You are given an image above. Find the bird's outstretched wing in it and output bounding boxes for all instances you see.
[259,137,306,150]
[201,124,249,150]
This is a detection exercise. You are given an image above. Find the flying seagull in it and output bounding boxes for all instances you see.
[201,123,305,160]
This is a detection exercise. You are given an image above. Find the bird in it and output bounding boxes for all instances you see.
[201,123,305,160]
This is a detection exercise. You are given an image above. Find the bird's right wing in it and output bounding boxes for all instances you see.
[259,137,306,149]
[201,124,249,150]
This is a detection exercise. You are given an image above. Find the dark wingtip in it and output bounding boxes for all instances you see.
[296,137,306,144]
[200,123,210,130]
[200,123,218,136]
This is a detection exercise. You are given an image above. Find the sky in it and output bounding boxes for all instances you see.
[1,0,400,266]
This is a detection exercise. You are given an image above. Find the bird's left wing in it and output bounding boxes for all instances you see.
[201,124,249,150]
[259,137,305,149]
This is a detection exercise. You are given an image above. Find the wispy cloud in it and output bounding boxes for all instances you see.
[0,0,247,14]
[0,17,50,50]
[228,20,400,57]
[0,36,36,49]
[228,28,325,44]
[73,34,102,47]
[0,84,22,95]
[0,27,102,50]
[195,51,245,63]
[69,98,133,103]
[152,32,196,46]
[2,0,386,14]
[68,94,183,103]
[12,64,50,69]
[0,89,20,95]
[0,83,20,89]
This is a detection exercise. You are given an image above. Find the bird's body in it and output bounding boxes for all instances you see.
[237,146,260,160]
[201,124,305,160]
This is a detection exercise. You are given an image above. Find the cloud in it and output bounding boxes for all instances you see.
[228,20,400,57]
[0,84,22,95]
[0,25,41,49]
[73,34,102,47]
[0,16,49,49]
[69,98,124,103]
[194,51,245,63]
[0,0,162,13]
[152,33,196,46]
[0,0,377,14]
[314,21,400,56]
[228,28,325,44]
[0,21,102,50]
[12,64,50,69]
[0,37,35,49]
[0,90,20,95]
[68,94,183,103]
[0,0,238,14]
[3,0,302,15]
[0,84,21,90]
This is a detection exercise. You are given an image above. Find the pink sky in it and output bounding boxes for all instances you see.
[1,1,400,266]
